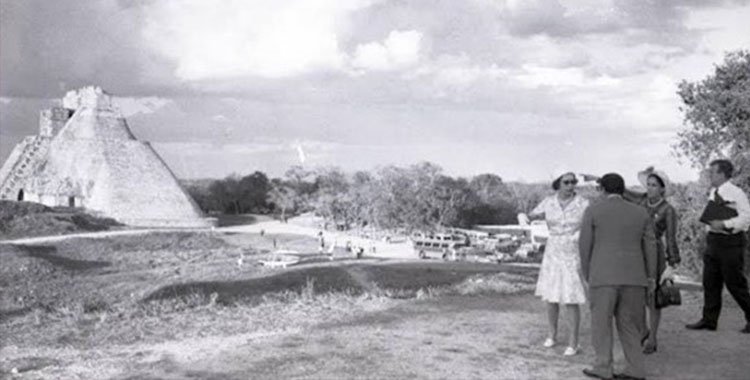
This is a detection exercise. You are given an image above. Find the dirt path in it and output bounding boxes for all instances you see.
[0,228,181,245]
[222,220,414,259]
[1,219,414,260]
[112,291,750,380]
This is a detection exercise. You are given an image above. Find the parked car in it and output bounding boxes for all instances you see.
[411,232,470,260]
[473,224,547,256]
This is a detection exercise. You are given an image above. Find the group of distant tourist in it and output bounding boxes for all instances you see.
[521,159,750,380]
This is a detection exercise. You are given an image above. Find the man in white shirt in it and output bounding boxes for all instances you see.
[686,159,750,334]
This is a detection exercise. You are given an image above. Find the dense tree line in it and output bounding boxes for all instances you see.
[184,162,526,231]
[183,172,274,215]
[184,50,748,276]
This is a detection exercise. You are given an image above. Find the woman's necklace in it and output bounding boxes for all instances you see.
[647,197,664,208]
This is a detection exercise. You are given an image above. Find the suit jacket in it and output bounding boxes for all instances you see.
[579,196,658,288]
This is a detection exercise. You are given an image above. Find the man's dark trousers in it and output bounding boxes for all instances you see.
[702,232,750,325]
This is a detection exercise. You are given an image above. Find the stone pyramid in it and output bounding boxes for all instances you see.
[0,86,215,227]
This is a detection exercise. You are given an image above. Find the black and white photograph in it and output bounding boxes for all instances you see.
[1,1,749,379]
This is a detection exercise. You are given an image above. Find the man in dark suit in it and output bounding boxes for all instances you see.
[579,173,658,380]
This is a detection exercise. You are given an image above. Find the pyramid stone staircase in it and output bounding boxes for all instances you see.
[0,136,51,200]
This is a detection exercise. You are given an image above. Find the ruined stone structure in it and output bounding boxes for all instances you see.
[0,86,215,227]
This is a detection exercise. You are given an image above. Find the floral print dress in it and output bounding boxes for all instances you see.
[531,194,589,304]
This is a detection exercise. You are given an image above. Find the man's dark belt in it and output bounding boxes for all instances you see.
[707,231,746,246]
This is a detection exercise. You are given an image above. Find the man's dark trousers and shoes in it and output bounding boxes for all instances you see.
[687,233,750,332]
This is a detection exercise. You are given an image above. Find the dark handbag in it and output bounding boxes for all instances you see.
[655,279,682,309]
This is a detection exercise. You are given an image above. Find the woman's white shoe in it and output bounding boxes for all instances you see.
[563,346,579,356]
[543,338,556,348]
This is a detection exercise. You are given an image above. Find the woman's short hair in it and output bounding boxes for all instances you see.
[552,177,562,191]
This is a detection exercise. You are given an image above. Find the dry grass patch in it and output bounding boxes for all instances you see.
[0,200,122,240]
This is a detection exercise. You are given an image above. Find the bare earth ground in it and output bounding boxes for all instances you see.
[115,293,750,380]
[1,228,749,379]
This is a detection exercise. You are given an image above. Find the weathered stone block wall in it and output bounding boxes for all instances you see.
[39,107,73,137]
[56,108,136,141]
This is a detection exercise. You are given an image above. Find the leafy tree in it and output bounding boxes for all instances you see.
[207,176,237,214]
[675,49,750,191]
[268,179,297,222]
[283,165,317,212]
[238,171,272,213]
[311,167,351,227]
[181,180,215,213]
[430,175,473,228]
[674,49,750,274]
[373,165,416,229]
[506,182,548,214]
[470,173,511,204]
[348,171,377,228]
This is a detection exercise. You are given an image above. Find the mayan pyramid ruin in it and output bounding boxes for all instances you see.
[0,86,215,227]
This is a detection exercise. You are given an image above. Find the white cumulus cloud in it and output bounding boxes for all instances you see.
[142,0,379,80]
[352,30,423,71]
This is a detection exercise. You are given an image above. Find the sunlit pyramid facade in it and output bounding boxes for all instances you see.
[0,86,214,227]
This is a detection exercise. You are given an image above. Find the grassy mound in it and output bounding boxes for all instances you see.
[0,201,121,239]
[143,266,365,305]
[0,230,539,353]
[0,232,235,316]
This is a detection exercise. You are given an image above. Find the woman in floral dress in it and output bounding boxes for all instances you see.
[527,171,589,356]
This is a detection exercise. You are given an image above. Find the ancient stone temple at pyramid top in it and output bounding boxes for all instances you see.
[0,86,215,227]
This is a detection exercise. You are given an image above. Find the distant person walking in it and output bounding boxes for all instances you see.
[579,173,658,380]
[525,170,589,356]
[317,231,325,254]
[686,159,750,333]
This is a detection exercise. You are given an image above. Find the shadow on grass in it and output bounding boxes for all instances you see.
[142,266,365,305]
[143,262,540,307]
[17,244,111,271]
[216,214,259,227]
[360,261,538,291]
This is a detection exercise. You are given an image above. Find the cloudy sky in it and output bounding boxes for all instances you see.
[1,0,749,182]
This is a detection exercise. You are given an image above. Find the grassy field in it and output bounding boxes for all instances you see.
[0,201,123,240]
[0,231,530,349]
[1,230,748,379]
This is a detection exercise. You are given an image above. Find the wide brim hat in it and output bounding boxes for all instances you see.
[637,167,671,194]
